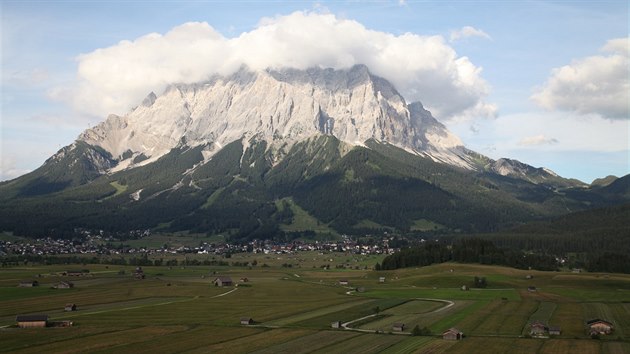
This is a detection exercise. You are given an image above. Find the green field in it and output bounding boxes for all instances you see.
[1,261,629,353]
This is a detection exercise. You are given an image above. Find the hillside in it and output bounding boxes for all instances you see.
[0,66,626,240]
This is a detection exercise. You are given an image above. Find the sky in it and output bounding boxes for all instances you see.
[1,0,628,184]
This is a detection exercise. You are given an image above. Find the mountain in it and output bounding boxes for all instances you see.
[77,64,474,173]
[0,65,624,240]
[485,158,585,189]
[591,175,618,187]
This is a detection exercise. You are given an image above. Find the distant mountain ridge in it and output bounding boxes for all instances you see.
[1,65,624,240]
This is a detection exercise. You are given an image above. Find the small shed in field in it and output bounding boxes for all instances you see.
[240,317,253,325]
[442,328,464,340]
[213,277,233,287]
[392,323,405,332]
[339,280,349,286]
[56,281,74,289]
[331,321,342,329]
[18,280,39,287]
[548,326,561,335]
[16,315,48,328]
[64,303,77,312]
[527,286,537,292]
[379,277,385,283]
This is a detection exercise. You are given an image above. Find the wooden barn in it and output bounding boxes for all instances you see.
[65,303,77,312]
[214,277,233,287]
[392,323,405,332]
[442,328,464,340]
[16,315,48,328]
[18,280,39,287]
[56,281,74,289]
[548,326,561,335]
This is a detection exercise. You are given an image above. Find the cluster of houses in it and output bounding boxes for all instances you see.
[529,321,561,337]
[1,233,400,259]
[529,319,614,337]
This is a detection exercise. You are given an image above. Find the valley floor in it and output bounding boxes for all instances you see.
[1,261,629,353]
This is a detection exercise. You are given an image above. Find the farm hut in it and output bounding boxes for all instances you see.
[56,281,74,289]
[587,319,614,335]
[529,321,547,336]
[214,277,233,287]
[548,326,561,335]
[65,270,86,276]
[331,321,342,329]
[240,317,254,325]
[392,323,405,332]
[527,286,537,292]
[134,267,145,280]
[64,303,77,312]
[18,280,39,287]
[379,277,385,283]
[442,328,464,340]
[339,280,349,286]
[16,315,48,328]
[240,277,249,283]
[525,275,533,279]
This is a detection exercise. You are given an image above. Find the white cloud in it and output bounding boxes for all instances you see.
[518,134,558,146]
[449,26,492,42]
[531,37,629,120]
[0,155,32,182]
[50,11,495,122]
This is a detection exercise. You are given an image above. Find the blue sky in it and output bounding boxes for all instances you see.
[1,0,628,183]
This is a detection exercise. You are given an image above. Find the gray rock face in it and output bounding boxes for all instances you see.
[78,65,474,173]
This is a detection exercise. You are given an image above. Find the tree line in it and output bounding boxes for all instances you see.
[377,238,559,271]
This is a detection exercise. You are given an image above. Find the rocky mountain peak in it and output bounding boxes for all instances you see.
[77,65,475,173]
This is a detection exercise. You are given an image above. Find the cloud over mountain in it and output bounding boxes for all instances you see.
[50,11,495,122]
[531,37,629,120]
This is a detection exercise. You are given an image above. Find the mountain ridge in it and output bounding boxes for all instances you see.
[2,65,622,240]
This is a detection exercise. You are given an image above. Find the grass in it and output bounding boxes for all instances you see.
[539,339,600,354]
[293,298,406,328]
[103,181,127,200]
[410,219,444,231]
[472,300,538,335]
[310,333,403,354]
[201,187,225,208]
[1,262,629,352]
[250,330,360,354]
[429,300,488,333]
[447,337,543,354]
[353,219,395,231]
[363,287,521,301]
[277,198,339,236]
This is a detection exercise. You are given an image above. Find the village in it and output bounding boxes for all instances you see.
[0,233,400,260]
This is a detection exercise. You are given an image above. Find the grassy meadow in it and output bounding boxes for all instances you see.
[1,259,629,353]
